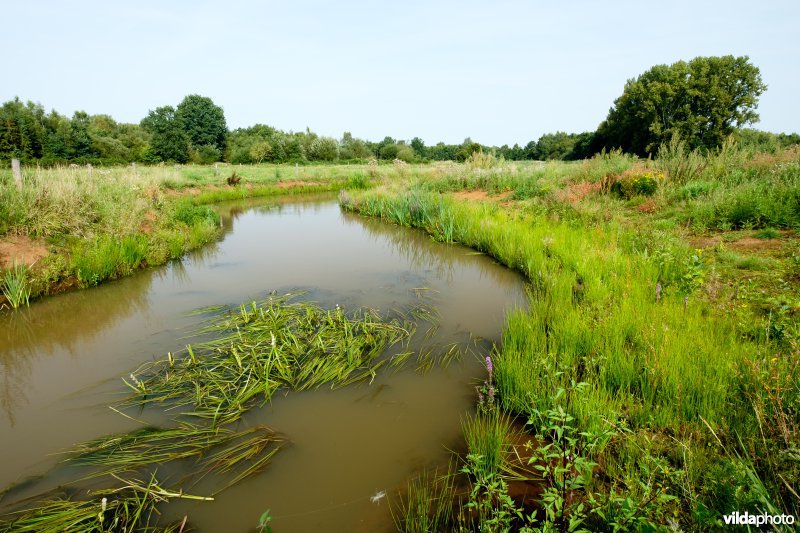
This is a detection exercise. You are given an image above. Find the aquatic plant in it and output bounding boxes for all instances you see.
[123,292,416,425]
[66,423,284,489]
[391,465,458,533]
[0,473,207,533]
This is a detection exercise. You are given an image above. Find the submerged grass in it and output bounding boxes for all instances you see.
[0,473,206,533]
[66,423,284,489]
[123,292,415,425]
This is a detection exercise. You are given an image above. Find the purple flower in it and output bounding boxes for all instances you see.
[485,356,493,375]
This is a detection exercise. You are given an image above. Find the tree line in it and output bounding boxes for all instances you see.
[1,56,797,167]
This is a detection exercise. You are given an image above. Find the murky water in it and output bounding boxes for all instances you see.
[0,195,526,531]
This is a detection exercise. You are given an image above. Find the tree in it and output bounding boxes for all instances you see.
[307,136,339,161]
[410,137,427,159]
[175,95,227,153]
[249,141,272,164]
[596,56,767,155]
[140,106,190,163]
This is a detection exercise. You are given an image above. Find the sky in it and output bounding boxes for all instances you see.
[1,0,798,146]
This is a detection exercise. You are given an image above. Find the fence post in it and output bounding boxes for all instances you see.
[11,158,22,190]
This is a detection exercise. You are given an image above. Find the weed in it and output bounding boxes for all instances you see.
[1,261,31,309]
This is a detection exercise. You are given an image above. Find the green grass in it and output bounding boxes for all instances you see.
[0,473,204,533]
[1,261,31,309]
[342,182,798,529]
[122,292,417,425]
[391,465,458,533]
[0,163,377,304]
[461,412,514,478]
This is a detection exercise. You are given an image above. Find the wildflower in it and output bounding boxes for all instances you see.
[485,356,493,376]
[488,385,495,407]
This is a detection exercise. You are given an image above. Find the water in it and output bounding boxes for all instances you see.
[0,195,526,531]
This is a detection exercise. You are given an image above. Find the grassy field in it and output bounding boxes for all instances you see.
[341,144,800,530]
[1,147,798,530]
[0,162,372,308]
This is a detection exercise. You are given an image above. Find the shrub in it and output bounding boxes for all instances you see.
[610,169,662,199]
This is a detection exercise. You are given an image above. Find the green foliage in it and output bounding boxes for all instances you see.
[1,261,31,309]
[192,144,222,164]
[609,170,661,199]
[169,201,220,227]
[307,136,339,161]
[392,466,457,533]
[175,94,227,153]
[140,106,190,163]
[598,56,767,155]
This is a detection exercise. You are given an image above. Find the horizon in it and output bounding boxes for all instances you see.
[2,0,798,146]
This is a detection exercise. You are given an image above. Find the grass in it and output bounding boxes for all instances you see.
[461,412,513,478]
[391,465,458,533]
[66,423,284,489]
[0,473,205,532]
[122,292,416,426]
[1,261,31,309]
[340,142,800,530]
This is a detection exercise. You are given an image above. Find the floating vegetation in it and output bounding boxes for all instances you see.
[1,291,481,530]
[123,292,416,425]
[66,424,284,489]
[0,473,206,533]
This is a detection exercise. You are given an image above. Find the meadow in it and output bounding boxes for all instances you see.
[1,142,798,530]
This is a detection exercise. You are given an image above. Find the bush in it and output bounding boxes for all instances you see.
[610,169,662,199]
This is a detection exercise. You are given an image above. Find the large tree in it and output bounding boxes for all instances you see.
[175,95,227,154]
[140,106,190,163]
[596,56,767,155]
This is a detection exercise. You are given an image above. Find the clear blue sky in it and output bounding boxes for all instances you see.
[2,0,798,146]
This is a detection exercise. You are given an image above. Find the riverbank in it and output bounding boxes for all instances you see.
[0,163,372,309]
[341,146,800,530]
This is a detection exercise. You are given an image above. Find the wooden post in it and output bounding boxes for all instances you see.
[214,163,219,176]
[11,159,22,190]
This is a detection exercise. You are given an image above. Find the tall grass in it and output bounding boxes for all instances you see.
[1,261,31,309]
[343,188,796,528]
[391,465,458,533]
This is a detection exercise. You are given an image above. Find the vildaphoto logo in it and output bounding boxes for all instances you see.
[723,511,796,527]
